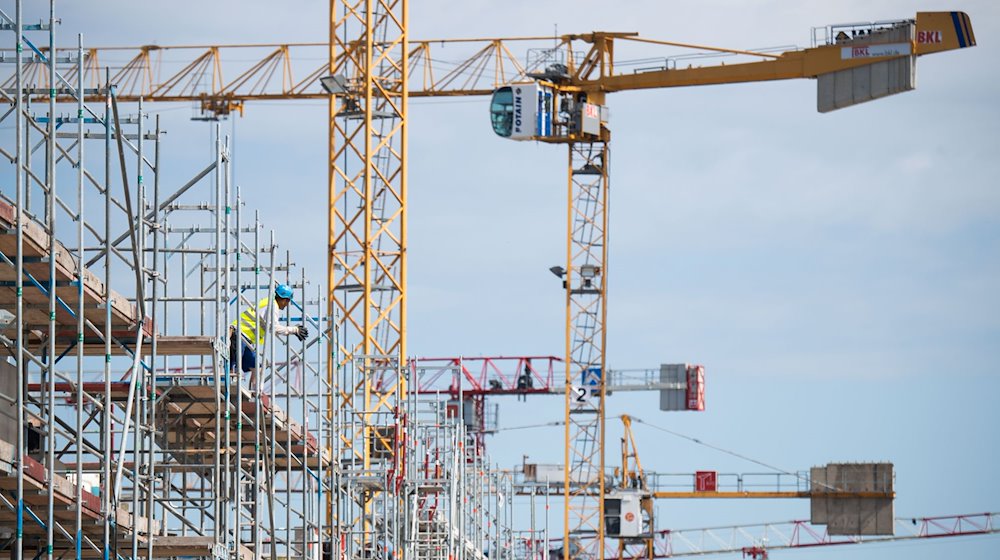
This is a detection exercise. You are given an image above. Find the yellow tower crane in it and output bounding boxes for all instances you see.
[10,7,976,560]
[479,13,974,560]
[327,5,407,553]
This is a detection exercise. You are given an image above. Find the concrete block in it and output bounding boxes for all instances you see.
[810,463,894,535]
[659,364,687,411]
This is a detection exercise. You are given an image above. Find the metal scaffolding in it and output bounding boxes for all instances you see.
[0,4,332,560]
[400,385,514,560]
[0,6,512,560]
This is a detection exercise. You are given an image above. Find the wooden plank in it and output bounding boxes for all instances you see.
[72,335,217,357]
[153,384,332,469]
[27,381,145,400]
[0,199,151,336]
[154,335,217,356]
[140,537,254,560]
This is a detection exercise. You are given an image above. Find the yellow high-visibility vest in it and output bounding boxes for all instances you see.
[232,297,272,345]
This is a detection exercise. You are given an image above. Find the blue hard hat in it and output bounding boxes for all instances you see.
[275,283,293,299]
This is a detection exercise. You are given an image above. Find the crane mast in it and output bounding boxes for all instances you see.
[483,15,975,560]
[328,1,408,558]
[562,139,610,558]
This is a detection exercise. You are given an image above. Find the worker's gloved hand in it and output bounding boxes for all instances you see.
[295,325,309,341]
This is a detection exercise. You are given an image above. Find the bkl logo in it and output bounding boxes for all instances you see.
[852,46,870,57]
[917,30,943,43]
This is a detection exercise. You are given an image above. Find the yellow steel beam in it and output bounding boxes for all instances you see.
[653,491,896,499]
[2,12,972,116]
[563,140,609,560]
[328,0,407,552]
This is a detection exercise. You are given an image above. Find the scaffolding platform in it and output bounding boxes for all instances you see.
[142,536,252,560]
[26,381,163,401]
[48,537,252,560]
[156,381,331,470]
[0,199,151,344]
[0,438,159,538]
[21,379,330,470]
[62,335,218,357]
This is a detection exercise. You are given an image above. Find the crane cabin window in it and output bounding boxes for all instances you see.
[490,87,514,137]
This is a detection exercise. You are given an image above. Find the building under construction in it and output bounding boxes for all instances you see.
[0,4,513,560]
[0,3,996,560]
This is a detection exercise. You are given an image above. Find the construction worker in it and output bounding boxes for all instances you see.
[230,283,308,382]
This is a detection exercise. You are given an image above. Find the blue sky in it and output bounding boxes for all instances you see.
[15,0,1000,558]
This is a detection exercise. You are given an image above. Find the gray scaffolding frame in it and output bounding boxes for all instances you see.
[0,6,516,560]
[0,4,333,560]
